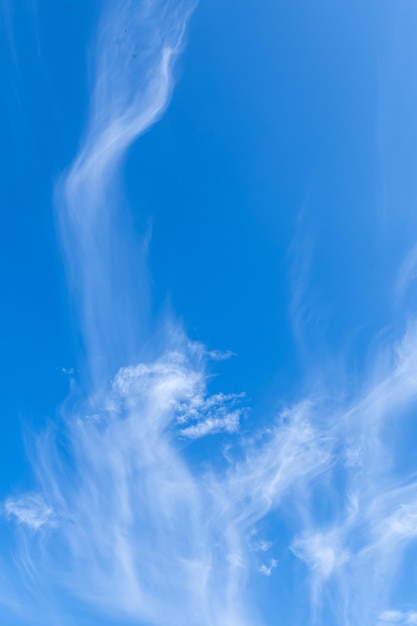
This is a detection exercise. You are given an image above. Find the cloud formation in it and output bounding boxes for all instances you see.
[56,0,197,383]
[379,612,417,626]
[8,323,417,625]
[4,495,55,531]
[2,335,333,626]
[3,1,417,626]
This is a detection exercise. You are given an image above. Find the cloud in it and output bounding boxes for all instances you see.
[258,559,278,576]
[55,0,197,383]
[284,322,417,623]
[291,531,349,580]
[4,495,55,531]
[180,411,241,438]
[4,0,417,625]
[6,295,417,625]
[1,334,335,625]
[112,347,246,438]
[379,611,417,625]
[207,349,236,361]
[251,539,273,553]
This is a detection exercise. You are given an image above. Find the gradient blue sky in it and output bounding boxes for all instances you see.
[2,1,417,625]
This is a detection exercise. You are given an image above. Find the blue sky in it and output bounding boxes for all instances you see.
[2,0,417,624]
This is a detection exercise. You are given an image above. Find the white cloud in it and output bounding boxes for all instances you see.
[251,539,273,553]
[291,531,349,580]
[5,0,417,624]
[258,560,278,576]
[112,347,245,438]
[379,610,417,625]
[55,0,197,382]
[4,495,55,531]
[180,411,241,438]
[7,321,417,625]
[207,349,236,361]
[2,341,335,625]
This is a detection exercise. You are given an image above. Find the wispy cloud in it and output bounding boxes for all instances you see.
[379,611,417,625]
[1,335,332,625]
[56,0,197,383]
[258,559,278,576]
[4,495,55,531]
[285,322,417,624]
[4,1,417,625]
[7,305,417,626]
[291,530,349,580]
[180,412,241,438]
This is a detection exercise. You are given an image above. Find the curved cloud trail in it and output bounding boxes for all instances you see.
[56,0,196,384]
[4,2,417,626]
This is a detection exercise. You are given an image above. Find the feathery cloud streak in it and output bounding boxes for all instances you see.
[3,1,417,626]
[56,0,196,382]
